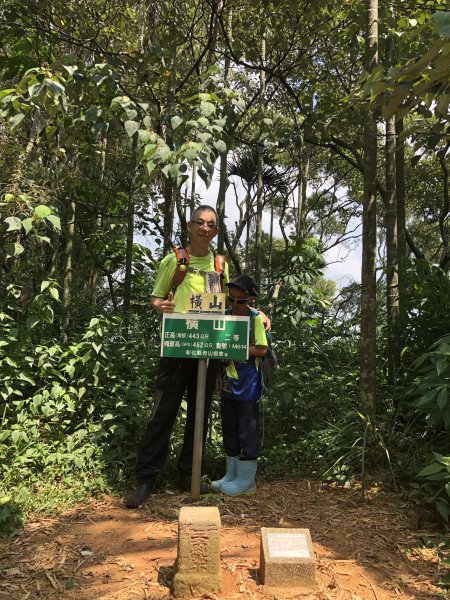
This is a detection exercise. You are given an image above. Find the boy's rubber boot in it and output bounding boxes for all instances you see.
[211,456,238,491]
[221,459,257,496]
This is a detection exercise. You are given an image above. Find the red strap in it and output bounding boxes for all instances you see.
[214,252,226,275]
[172,247,189,289]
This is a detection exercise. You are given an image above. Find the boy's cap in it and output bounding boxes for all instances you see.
[226,274,258,296]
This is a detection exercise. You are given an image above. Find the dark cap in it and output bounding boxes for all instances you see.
[226,274,258,296]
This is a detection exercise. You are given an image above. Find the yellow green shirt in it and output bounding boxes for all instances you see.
[152,250,229,313]
[226,313,267,379]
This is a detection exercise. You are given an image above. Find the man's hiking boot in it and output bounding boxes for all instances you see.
[125,480,155,508]
[178,473,210,494]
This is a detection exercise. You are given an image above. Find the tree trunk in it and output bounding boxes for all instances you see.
[123,5,146,335]
[385,112,399,382]
[359,0,378,421]
[268,195,274,287]
[255,34,266,289]
[385,36,399,383]
[217,152,228,254]
[88,136,107,316]
[122,176,135,336]
[61,198,76,343]
[217,7,232,255]
[297,147,309,239]
[395,118,407,331]
[438,143,450,271]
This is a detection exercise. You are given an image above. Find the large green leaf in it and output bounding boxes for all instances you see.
[4,216,22,231]
[171,115,183,130]
[8,113,25,131]
[124,120,139,137]
[45,78,65,97]
[34,205,52,218]
[433,11,450,37]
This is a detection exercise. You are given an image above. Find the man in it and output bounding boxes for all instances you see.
[125,205,229,508]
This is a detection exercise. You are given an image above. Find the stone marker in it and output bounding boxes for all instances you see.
[173,506,222,597]
[259,527,316,593]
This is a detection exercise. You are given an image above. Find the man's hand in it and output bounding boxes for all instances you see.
[258,310,271,332]
[151,291,175,314]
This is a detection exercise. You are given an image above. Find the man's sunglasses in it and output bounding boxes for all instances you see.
[191,219,218,230]
[227,295,252,304]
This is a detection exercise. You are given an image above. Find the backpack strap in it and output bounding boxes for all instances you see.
[171,247,190,292]
[171,247,226,293]
[214,251,226,291]
[214,251,226,276]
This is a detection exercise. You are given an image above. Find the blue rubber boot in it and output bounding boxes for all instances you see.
[211,456,238,491]
[221,459,257,496]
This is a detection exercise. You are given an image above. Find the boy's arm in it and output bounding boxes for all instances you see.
[249,345,268,357]
[255,309,271,332]
[249,315,268,357]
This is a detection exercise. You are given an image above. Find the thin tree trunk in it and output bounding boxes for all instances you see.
[255,33,266,289]
[61,198,75,343]
[296,147,304,239]
[385,35,399,383]
[217,153,228,254]
[385,111,399,382]
[217,7,232,254]
[299,148,309,239]
[122,172,135,335]
[438,144,450,271]
[395,118,407,330]
[88,136,107,316]
[268,195,274,287]
[123,6,146,335]
[190,162,197,216]
[359,0,378,421]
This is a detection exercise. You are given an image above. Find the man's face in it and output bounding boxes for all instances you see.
[188,209,219,242]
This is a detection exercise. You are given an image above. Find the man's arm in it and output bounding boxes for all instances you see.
[151,291,175,314]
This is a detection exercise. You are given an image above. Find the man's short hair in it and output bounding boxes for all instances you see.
[191,205,218,224]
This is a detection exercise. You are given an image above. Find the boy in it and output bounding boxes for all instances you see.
[212,274,268,496]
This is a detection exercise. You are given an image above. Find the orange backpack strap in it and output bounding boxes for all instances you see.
[214,251,226,291]
[214,252,226,277]
[171,247,190,291]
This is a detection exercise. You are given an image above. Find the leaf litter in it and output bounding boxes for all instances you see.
[0,479,448,599]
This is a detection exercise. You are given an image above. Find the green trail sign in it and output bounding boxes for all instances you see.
[161,314,250,360]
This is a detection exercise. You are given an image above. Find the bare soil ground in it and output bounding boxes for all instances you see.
[0,479,448,600]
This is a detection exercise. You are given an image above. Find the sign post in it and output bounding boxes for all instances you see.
[191,357,207,497]
[161,308,249,497]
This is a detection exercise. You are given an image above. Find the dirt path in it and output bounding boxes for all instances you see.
[0,480,447,599]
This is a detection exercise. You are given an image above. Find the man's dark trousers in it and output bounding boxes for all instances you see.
[135,357,220,483]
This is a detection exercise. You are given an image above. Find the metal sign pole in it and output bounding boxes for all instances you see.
[191,357,208,497]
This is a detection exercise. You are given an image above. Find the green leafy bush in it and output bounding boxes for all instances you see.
[409,333,450,428]
[412,453,450,522]
[0,285,158,527]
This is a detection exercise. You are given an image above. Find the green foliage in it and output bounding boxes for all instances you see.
[411,453,450,522]
[403,263,450,360]
[0,290,157,527]
[409,333,450,429]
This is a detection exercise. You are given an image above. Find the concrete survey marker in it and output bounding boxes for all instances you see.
[173,506,222,597]
[260,527,316,592]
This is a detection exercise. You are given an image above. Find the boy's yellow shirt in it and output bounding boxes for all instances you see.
[226,313,267,379]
